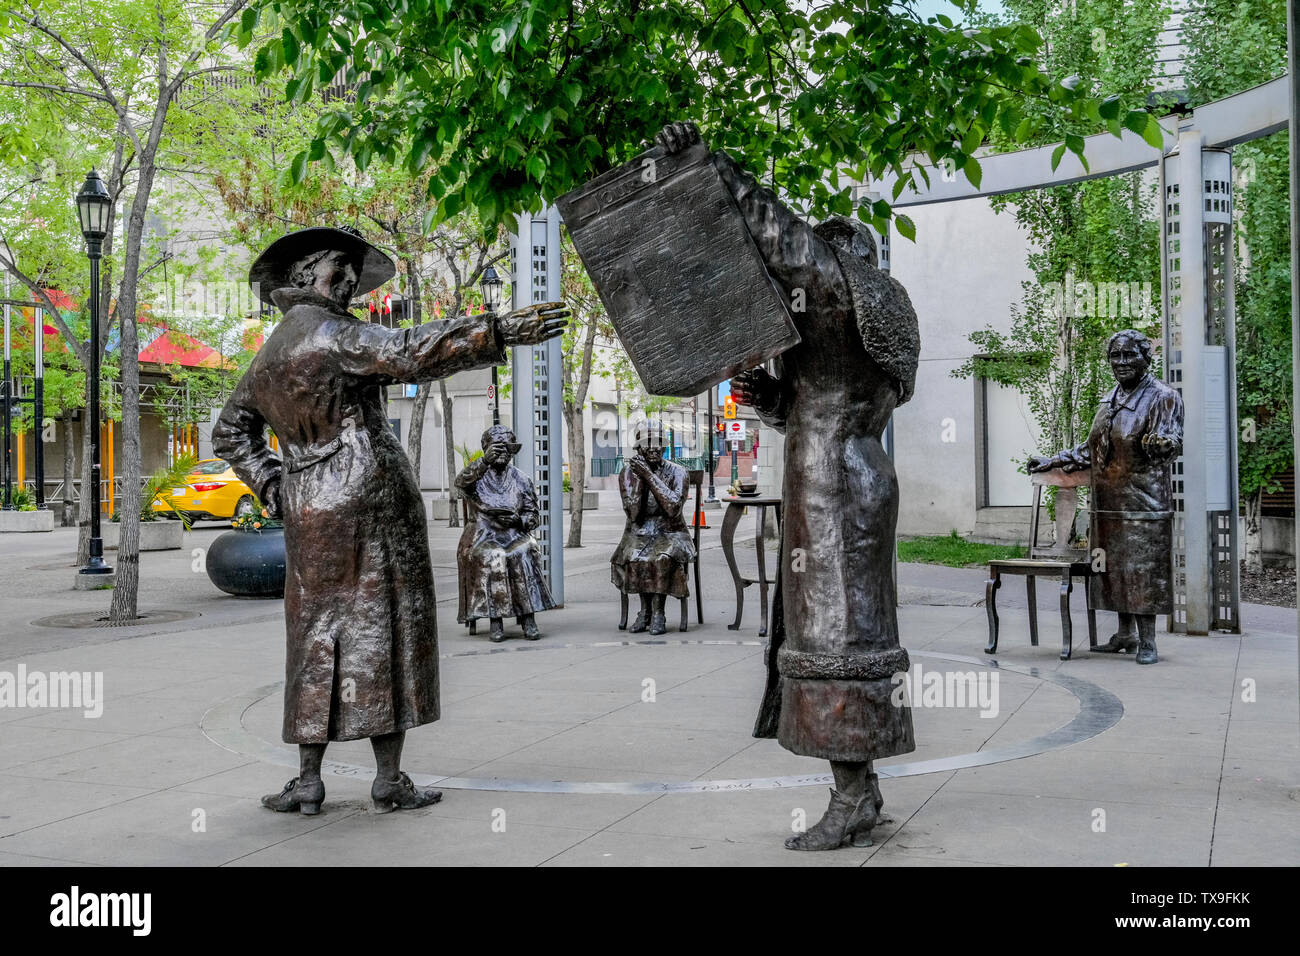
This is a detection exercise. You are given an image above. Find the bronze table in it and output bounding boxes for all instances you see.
[719,495,782,636]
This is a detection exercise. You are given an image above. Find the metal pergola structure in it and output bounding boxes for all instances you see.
[871,74,1294,637]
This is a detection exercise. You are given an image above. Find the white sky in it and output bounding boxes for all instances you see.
[907,0,1007,22]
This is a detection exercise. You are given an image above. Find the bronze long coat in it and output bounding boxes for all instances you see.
[713,152,921,763]
[213,286,506,744]
[1052,374,1184,615]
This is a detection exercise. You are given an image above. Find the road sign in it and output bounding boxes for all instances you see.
[724,420,746,441]
[487,383,496,401]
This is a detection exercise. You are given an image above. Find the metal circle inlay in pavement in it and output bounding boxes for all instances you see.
[32,608,199,628]
[201,641,1123,794]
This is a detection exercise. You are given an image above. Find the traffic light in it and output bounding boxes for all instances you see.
[715,420,725,435]
[723,396,737,419]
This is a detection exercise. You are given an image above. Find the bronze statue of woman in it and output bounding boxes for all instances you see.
[1030,328,1184,665]
[656,122,921,850]
[214,226,566,815]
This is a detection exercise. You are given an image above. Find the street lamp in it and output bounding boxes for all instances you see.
[481,264,504,425]
[75,169,112,576]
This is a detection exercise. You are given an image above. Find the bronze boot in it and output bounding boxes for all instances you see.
[785,788,877,851]
[261,776,325,815]
[1092,631,1139,654]
[629,595,651,633]
[1136,633,1158,665]
[372,772,443,813]
[521,614,542,641]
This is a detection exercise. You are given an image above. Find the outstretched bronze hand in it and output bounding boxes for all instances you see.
[497,301,570,346]
[656,121,701,154]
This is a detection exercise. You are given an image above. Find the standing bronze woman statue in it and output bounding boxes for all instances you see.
[655,122,921,850]
[610,420,696,636]
[214,226,566,815]
[1029,329,1184,665]
[455,424,556,643]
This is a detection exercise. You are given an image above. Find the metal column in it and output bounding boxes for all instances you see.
[510,205,564,604]
[1161,136,1241,634]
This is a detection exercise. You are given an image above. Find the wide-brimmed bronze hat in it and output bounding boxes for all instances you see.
[248,226,396,305]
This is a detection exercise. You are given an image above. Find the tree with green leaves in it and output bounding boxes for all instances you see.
[214,106,509,526]
[1,0,252,621]
[1183,0,1291,570]
[953,0,1168,505]
[240,0,1163,237]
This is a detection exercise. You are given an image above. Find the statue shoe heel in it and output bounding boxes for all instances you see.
[1091,633,1138,654]
[648,614,667,636]
[1135,639,1158,665]
[372,772,443,814]
[262,777,325,814]
[489,622,506,643]
[785,789,874,851]
[522,619,542,641]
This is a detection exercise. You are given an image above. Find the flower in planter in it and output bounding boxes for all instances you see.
[230,494,282,533]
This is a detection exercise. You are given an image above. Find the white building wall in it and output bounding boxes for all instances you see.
[888,196,1038,536]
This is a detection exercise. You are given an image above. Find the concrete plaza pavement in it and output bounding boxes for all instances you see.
[0,495,1295,866]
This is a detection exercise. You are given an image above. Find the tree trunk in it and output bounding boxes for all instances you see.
[562,305,600,548]
[61,409,75,527]
[565,403,587,548]
[403,261,426,477]
[1244,487,1263,571]
[440,378,458,527]
[108,149,163,621]
[408,381,430,486]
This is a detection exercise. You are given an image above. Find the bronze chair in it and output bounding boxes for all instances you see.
[984,467,1098,660]
[618,468,705,632]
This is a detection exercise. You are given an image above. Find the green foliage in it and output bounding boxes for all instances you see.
[7,487,36,512]
[896,532,1026,567]
[1183,0,1292,504]
[455,443,484,468]
[953,0,1166,465]
[141,453,198,525]
[242,0,1162,236]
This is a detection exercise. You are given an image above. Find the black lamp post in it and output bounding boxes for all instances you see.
[481,264,504,425]
[76,169,112,576]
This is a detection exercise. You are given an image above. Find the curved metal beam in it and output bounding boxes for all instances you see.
[879,75,1289,207]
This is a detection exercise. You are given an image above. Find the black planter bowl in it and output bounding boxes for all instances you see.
[206,527,286,598]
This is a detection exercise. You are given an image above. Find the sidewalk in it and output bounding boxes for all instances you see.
[0,503,1295,866]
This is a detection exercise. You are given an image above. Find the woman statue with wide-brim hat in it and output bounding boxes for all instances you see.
[214,225,567,815]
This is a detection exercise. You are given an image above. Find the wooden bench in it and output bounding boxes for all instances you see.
[985,468,1097,661]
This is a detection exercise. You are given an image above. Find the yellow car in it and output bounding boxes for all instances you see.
[151,458,259,522]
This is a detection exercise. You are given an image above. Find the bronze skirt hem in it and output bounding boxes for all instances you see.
[777,676,916,762]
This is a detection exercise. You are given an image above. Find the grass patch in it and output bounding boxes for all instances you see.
[897,531,1026,568]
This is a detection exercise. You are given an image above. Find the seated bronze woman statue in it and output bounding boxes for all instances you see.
[610,420,696,636]
[455,425,556,642]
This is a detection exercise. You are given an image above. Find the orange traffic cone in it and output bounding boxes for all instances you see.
[692,507,709,529]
